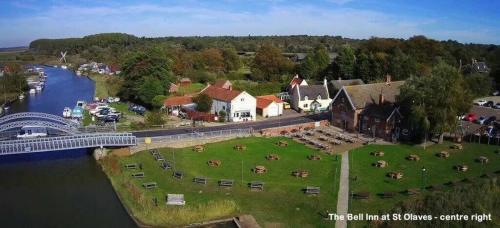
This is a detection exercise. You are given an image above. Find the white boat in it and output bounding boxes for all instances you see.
[76,100,86,109]
[63,107,72,118]
[29,89,36,95]
[35,85,42,92]
[17,126,48,139]
[76,70,82,76]
[19,94,25,100]
[61,65,68,69]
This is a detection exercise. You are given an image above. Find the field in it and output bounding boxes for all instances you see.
[101,137,340,227]
[349,142,500,226]
[175,82,206,95]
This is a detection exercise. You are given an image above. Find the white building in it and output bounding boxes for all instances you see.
[201,82,256,122]
[256,95,284,117]
[290,78,332,112]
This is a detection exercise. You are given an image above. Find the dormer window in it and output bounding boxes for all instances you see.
[317,95,321,100]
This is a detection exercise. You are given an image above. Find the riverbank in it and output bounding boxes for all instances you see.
[100,136,340,227]
[86,73,122,99]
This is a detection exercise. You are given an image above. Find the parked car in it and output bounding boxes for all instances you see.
[464,113,477,122]
[493,103,500,109]
[493,91,500,96]
[474,100,488,106]
[100,114,120,123]
[484,101,495,107]
[128,104,146,115]
[477,116,487,125]
[484,116,497,125]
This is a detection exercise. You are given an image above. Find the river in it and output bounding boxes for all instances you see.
[0,67,136,227]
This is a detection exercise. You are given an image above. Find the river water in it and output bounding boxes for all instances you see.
[0,67,136,227]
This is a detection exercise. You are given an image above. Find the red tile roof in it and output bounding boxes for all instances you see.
[257,95,283,103]
[164,96,193,107]
[213,80,231,88]
[256,97,274,109]
[202,85,241,102]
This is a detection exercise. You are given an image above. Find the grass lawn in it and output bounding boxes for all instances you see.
[349,142,500,226]
[101,137,340,227]
[175,83,205,96]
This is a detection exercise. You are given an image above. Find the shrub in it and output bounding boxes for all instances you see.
[145,111,165,126]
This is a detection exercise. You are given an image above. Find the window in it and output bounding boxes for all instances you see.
[222,106,225,110]
[241,98,244,102]
[317,95,321,100]
[304,96,308,100]
[375,118,380,123]
[304,104,308,108]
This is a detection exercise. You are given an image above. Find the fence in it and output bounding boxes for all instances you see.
[137,128,253,144]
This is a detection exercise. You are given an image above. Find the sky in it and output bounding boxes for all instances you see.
[0,0,499,47]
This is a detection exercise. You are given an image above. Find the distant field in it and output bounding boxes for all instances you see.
[349,142,500,226]
[101,137,340,227]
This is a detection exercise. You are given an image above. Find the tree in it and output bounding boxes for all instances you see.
[119,47,174,105]
[152,95,168,109]
[252,43,293,81]
[335,45,356,79]
[144,111,165,126]
[465,73,493,98]
[198,48,225,72]
[354,52,370,82]
[222,48,241,72]
[398,62,472,143]
[299,45,331,80]
[388,48,417,80]
[193,93,213,112]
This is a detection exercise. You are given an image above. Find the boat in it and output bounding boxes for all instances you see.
[63,107,72,118]
[17,126,48,139]
[61,65,68,69]
[76,70,82,76]
[35,85,42,92]
[71,106,84,119]
[19,94,25,100]
[76,100,86,109]
[29,89,36,95]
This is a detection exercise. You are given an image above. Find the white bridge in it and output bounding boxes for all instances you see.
[0,112,136,155]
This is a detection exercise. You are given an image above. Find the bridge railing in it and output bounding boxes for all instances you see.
[137,128,253,143]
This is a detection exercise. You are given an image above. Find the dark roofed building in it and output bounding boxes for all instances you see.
[289,78,332,112]
[329,78,365,98]
[471,59,489,73]
[331,75,404,141]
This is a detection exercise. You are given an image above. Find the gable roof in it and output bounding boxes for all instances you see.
[343,81,405,109]
[164,96,193,107]
[256,97,275,109]
[298,85,329,100]
[257,95,283,103]
[202,85,241,102]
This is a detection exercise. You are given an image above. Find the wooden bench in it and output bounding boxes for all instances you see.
[305,186,320,195]
[380,191,395,198]
[124,163,138,169]
[249,181,264,191]
[193,177,208,185]
[154,154,165,161]
[219,179,234,187]
[131,172,145,178]
[142,182,157,189]
[173,171,184,179]
[161,161,172,170]
[149,149,159,155]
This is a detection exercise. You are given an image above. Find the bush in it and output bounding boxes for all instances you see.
[193,93,213,112]
[218,110,227,122]
[145,111,165,126]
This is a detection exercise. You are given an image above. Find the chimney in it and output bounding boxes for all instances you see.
[385,74,391,84]
[323,78,328,87]
[379,93,385,105]
[338,77,342,81]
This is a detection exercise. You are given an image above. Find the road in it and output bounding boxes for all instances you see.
[132,112,330,138]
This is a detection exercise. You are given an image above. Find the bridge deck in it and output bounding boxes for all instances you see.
[0,133,136,155]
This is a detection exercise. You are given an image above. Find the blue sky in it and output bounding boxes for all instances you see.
[0,0,499,47]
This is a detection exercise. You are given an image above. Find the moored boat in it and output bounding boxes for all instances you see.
[63,107,72,118]
[29,89,36,95]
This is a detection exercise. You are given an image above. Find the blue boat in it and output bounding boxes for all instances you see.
[71,106,84,119]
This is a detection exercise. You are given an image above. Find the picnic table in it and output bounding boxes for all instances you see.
[375,160,387,168]
[307,155,321,160]
[266,154,280,160]
[406,154,420,161]
[437,151,450,158]
[193,145,205,152]
[173,171,184,179]
[161,161,172,170]
[142,182,157,189]
[193,177,208,185]
[387,172,403,179]
[254,165,267,174]
[455,164,468,172]
[292,170,309,178]
[207,160,222,167]
[406,188,420,195]
[166,194,185,206]
[305,186,320,195]
[477,156,489,164]
[234,144,247,151]
[380,191,395,198]
[353,192,370,199]
[277,140,288,147]
[249,181,264,191]
[372,151,384,157]
[131,172,145,178]
[219,179,234,187]
[124,163,138,169]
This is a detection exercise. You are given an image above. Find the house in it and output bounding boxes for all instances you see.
[163,96,195,116]
[179,78,192,87]
[256,95,284,117]
[330,75,404,141]
[328,78,364,98]
[201,81,256,122]
[168,83,179,93]
[213,80,233,90]
[471,59,489,73]
[287,74,308,92]
[289,78,332,112]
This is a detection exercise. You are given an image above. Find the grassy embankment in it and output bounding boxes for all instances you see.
[349,142,500,226]
[101,137,340,227]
